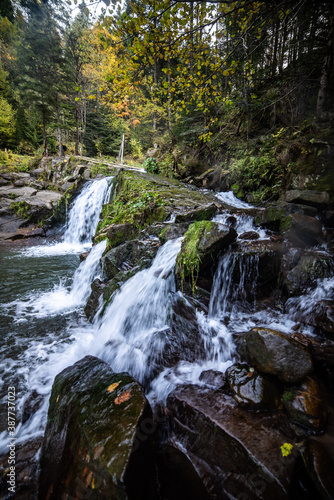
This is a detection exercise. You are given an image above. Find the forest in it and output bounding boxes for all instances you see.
[1,0,333,201]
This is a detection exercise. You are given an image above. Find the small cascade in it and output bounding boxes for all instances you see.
[215,190,254,209]
[209,251,260,320]
[63,177,113,245]
[214,212,268,239]
[93,238,182,384]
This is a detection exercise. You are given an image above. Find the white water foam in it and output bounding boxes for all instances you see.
[215,190,254,209]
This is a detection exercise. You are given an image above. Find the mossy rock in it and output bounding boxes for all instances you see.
[280,213,323,247]
[104,223,139,249]
[39,356,156,500]
[174,203,217,223]
[176,221,237,292]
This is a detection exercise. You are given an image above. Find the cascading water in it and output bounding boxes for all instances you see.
[63,177,113,245]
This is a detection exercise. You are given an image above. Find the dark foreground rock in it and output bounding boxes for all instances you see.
[39,356,156,500]
[239,327,313,383]
[166,385,299,500]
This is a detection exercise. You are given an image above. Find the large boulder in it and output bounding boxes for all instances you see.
[254,201,317,230]
[167,385,298,500]
[239,327,313,383]
[282,377,327,432]
[226,363,281,409]
[305,436,334,499]
[39,356,156,500]
[283,190,330,209]
[280,213,323,247]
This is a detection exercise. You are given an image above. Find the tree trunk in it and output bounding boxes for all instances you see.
[56,96,64,157]
[316,14,334,119]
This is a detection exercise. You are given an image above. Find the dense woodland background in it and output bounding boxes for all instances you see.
[0,0,333,201]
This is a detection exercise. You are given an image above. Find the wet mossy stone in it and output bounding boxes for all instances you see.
[167,385,298,500]
[39,356,156,500]
[254,202,317,230]
[176,221,237,288]
[226,363,281,409]
[283,377,327,432]
[106,223,139,249]
[240,327,313,383]
[174,203,217,223]
[159,223,189,244]
[280,213,323,247]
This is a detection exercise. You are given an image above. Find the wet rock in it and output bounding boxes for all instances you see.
[255,201,317,230]
[283,377,327,432]
[83,168,91,179]
[102,239,159,280]
[240,327,313,383]
[199,369,226,388]
[176,221,237,284]
[270,234,284,243]
[106,223,139,248]
[239,230,260,240]
[284,190,330,209]
[311,340,334,387]
[284,251,334,297]
[229,240,286,301]
[174,203,217,223]
[167,385,298,500]
[159,223,189,244]
[280,213,323,247]
[196,166,230,191]
[84,278,107,321]
[305,437,334,499]
[156,443,212,500]
[22,389,44,424]
[79,251,90,262]
[14,179,27,187]
[0,437,43,499]
[39,356,156,500]
[158,294,206,369]
[226,363,281,409]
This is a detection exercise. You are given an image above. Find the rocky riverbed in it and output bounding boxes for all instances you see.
[1,160,334,499]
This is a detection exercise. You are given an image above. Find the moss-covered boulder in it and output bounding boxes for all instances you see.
[105,223,139,248]
[254,201,317,230]
[282,377,327,432]
[239,327,313,383]
[176,221,237,291]
[39,356,156,500]
[226,363,281,409]
[174,203,217,223]
[280,213,323,247]
[284,251,334,297]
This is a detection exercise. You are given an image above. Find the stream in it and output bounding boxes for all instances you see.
[0,177,333,458]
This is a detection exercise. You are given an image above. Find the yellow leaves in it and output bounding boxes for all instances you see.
[56,395,60,403]
[115,390,131,405]
[106,382,120,393]
[281,443,293,457]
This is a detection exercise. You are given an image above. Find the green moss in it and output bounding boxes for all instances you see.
[176,220,215,294]
[282,391,295,403]
[9,200,30,218]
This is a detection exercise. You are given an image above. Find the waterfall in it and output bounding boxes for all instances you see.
[215,190,254,209]
[63,177,113,245]
[209,251,260,319]
[92,238,182,384]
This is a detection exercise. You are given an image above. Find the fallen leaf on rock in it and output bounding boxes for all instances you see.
[115,390,131,405]
[106,382,120,393]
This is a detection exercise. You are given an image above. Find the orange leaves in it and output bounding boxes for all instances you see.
[106,382,120,393]
[114,390,131,405]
